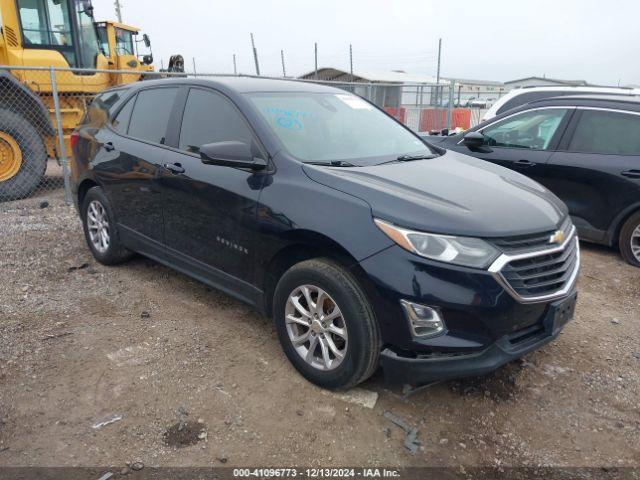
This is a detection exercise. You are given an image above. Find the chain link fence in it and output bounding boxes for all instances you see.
[1,65,487,204]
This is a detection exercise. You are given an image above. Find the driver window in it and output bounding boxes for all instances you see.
[481,109,568,150]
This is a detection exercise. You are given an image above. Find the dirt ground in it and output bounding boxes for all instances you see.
[0,188,638,470]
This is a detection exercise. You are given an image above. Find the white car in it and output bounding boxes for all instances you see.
[482,85,640,122]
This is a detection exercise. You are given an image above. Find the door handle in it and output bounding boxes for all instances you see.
[621,169,640,179]
[514,159,536,168]
[103,141,115,152]
[163,162,185,174]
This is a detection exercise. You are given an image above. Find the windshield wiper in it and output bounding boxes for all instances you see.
[376,154,438,166]
[305,160,357,167]
[396,154,438,162]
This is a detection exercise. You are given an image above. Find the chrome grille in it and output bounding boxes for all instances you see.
[492,217,573,253]
[489,226,580,303]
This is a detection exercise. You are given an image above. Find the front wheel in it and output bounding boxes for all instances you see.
[273,258,380,389]
[619,211,640,267]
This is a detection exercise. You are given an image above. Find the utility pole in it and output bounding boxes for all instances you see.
[114,0,122,23]
[233,54,237,75]
[281,50,286,77]
[436,38,442,84]
[314,42,318,79]
[349,44,353,82]
[250,33,260,76]
[436,38,442,107]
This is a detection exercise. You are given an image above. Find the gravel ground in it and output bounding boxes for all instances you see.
[0,189,638,470]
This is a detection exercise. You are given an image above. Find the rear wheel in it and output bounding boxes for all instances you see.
[273,258,380,389]
[81,186,133,265]
[0,109,47,202]
[619,211,640,267]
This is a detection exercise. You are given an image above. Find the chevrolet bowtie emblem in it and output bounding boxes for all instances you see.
[549,230,565,244]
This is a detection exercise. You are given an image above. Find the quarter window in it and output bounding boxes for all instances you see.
[112,96,135,134]
[568,110,640,155]
[127,88,179,144]
[179,89,253,154]
[481,109,568,150]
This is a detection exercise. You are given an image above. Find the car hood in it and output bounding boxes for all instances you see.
[302,150,567,238]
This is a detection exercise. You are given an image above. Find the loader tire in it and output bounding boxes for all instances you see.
[0,109,47,202]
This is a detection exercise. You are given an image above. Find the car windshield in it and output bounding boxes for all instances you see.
[247,92,435,166]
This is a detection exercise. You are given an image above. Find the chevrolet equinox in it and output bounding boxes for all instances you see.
[71,78,579,389]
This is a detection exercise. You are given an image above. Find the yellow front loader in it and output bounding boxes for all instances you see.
[0,0,158,201]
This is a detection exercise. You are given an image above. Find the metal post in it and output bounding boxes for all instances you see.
[49,67,71,205]
[349,44,354,82]
[446,81,455,130]
[251,33,260,76]
[436,38,442,108]
[233,54,237,75]
[281,49,286,77]
[314,42,318,79]
[114,0,123,23]
[192,57,197,75]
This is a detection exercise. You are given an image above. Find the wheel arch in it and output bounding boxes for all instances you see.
[77,178,99,209]
[261,230,379,318]
[0,72,56,138]
[607,202,640,246]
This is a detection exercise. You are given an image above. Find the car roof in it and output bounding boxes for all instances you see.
[525,94,640,112]
[119,76,341,95]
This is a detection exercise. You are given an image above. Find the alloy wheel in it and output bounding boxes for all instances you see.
[631,224,640,262]
[284,285,349,371]
[87,200,110,253]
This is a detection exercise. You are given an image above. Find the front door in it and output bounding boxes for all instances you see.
[159,87,268,301]
[452,107,573,186]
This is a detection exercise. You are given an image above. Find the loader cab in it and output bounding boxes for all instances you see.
[14,0,103,69]
[95,21,154,73]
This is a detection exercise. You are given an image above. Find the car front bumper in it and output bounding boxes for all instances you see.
[380,290,576,384]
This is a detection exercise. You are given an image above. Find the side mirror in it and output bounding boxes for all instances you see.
[200,141,267,171]
[462,131,485,149]
[143,34,151,48]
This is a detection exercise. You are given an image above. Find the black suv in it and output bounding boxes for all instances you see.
[427,95,640,267]
[71,78,579,389]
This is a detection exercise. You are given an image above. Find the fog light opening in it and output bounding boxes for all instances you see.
[400,300,446,338]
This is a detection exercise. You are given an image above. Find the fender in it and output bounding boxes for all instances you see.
[0,71,56,136]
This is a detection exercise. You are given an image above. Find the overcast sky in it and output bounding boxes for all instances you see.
[92,0,639,86]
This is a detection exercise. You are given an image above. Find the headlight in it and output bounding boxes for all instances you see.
[374,218,500,268]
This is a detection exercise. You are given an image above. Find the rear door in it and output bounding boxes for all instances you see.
[453,107,573,186]
[544,108,640,243]
[93,86,180,251]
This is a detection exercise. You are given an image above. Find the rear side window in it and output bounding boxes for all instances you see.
[178,89,253,154]
[127,88,179,144]
[568,110,640,155]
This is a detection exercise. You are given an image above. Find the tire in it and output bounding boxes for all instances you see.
[619,211,640,267]
[81,186,133,265]
[273,258,380,390]
[0,109,47,202]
